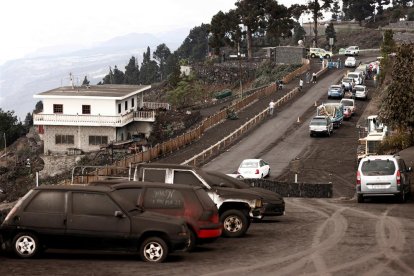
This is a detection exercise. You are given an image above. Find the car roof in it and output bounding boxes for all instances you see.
[361,155,401,161]
[92,181,201,191]
[346,57,356,59]
[241,159,261,162]
[136,163,195,170]
[330,84,341,87]
[33,185,111,192]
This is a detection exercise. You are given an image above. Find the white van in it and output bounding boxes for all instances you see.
[356,155,412,203]
[347,71,363,85]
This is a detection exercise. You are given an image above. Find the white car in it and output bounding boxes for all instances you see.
[345,46,359,56]
[237,159,270,179]
[347,71,363,85]
[353,85,368,100]
[340,98,356,115]
[344,57,357,68]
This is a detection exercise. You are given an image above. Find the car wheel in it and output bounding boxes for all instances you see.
[140,237,168,263]
[267,169,270,177]
[184,228,197,252]
[357,194,364,203]
[220,210,249,238]
[12,232,40,258]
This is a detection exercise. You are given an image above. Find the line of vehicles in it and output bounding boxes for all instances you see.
[0,162,285,262]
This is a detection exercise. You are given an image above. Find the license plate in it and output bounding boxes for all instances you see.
[371,185,386,189]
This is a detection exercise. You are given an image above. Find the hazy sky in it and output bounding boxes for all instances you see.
[0,0,301,65]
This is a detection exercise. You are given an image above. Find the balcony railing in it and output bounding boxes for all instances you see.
[143,102,170,110]
[34,110,155,127]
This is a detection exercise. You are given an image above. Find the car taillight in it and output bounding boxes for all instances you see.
[255,169,259,174]
[396,170,401,186]
[356,171,361,185]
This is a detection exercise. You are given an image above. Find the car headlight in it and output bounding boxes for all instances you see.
[254,199,263,208]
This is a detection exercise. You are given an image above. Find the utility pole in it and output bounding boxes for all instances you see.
[238,42,243,99]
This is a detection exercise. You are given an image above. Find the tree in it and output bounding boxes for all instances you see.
[375,0,390,16]
[265,1,295,43]
[24,112,33,128]
[176,24,211,63]
[304,0,333,47]
[124,56,140,84]
[293,23,307,45]
[112,66,125,84]
[381,29,396,56]
[102,67,114,84]
[165,53,181,87]
[330,0,341,20]
[167,74,204,108]
[153,44,171,81]
[82,76,90,86]
[34,101,43,114]
[325,22,336,44]
[379,44,414,143]
[140,47,160,85]
[347,0,375,25]
[0,109,26,150]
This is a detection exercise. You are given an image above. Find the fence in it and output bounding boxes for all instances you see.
[66,60,312,184]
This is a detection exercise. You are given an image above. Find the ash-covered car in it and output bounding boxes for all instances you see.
[132,163,285,238]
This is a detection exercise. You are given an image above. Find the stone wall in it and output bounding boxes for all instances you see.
[245,179,333,198]
[40,154,82,178]
[388,21,414,29]
[275,46,306,65]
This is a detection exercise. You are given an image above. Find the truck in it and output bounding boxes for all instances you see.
[316,103,344,128]
[356,115,388,163]
[71,163,285,238]
[131,163,285,238]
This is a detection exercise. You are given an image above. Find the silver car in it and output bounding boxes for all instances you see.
[353,85,368,100]
[356,155,412,203]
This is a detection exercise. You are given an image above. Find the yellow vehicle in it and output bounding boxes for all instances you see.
[308,48,333,59]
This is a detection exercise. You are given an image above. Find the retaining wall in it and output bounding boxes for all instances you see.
[246,179,333,198]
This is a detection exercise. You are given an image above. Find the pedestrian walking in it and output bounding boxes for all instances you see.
[269,100,275,116]
[299,78,303,91]
[306,72,311,83]
[312,72,317,83]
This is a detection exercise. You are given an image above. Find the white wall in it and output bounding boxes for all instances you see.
[43,98,116,116]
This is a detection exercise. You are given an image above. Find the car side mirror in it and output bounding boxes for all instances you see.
[114,210,126,218]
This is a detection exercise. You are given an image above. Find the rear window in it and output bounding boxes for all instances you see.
[361,159,396,176]
[355,87,365,91]
[240,161,258,168]
[310,119,327,126]
[341,100,353,106]
[348,73,358,78]
[144,188,184,209]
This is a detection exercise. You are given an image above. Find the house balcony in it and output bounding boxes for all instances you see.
[33,110,156,127]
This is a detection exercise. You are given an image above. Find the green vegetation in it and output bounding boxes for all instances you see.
[253,62,302,88]
[0,109,27,150]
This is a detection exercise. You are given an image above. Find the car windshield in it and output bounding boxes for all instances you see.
[239,161,259,168]
[361,160,396,176]
[310,119,327,125]
[341,100,353,106]
[343,78,352,82]
[330,86,341,90]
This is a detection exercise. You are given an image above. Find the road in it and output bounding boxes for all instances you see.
[2,55,414,275]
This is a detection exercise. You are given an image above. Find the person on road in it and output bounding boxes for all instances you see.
[269,100,275,116]
[306,72,311,83]
[312,72,317,83]
[299,78,303,91]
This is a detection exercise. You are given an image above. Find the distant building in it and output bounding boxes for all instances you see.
[33,84,169,154]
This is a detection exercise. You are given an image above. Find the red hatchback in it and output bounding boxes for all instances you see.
[94,181,222,251]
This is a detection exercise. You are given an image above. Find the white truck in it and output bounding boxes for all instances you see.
[357,115,388,163]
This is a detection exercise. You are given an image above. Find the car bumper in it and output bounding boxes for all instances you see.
[170,237,190,252]
[328,92,343,98]
[355,93,367,99]
[257,202,285,217]
[198,224,222,239]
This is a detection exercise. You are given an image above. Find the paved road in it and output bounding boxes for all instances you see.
[203,68,346,174]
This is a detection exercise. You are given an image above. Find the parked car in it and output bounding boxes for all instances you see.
[309,48,333,59]
[132,163,285,238]
[356,155,412,203]
[327,84,344,99]
[90,182,221,252]
[0,185,189,262]
[341,77,355,91]
[347,71,364,85]
[316,103,344,128]
[340,98,356,116]
[345,46,360,56]
[237,159,270,179]
[353,85,368,100]
[344,57,357,68]
[309,116,333,137]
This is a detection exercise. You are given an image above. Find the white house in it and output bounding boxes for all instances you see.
[33,84,169,154]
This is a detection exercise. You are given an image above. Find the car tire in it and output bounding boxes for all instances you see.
[220,210,249,238]
[184,228,197,252]
[140,237,168,263]
[12,232,40,258]
[357,194,364,203]
[267,169,270,177]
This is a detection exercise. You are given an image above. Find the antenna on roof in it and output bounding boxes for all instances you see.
[69,72,74,89]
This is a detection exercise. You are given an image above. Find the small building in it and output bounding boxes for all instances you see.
[275,46,307,64]
[33,84,169,154]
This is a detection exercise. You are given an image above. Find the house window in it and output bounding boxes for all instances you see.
[82,105,91,114]
[125,101,128,111]
[131,98,135,108]
[89,136,108,145]
[53,104,63,114]
[55,134,74,145]
[118,103,121,113]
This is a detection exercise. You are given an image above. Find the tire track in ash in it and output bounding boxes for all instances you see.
[204,198,348,276]
[309,202,413,275]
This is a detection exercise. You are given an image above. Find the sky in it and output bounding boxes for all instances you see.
[0,0,301,65]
